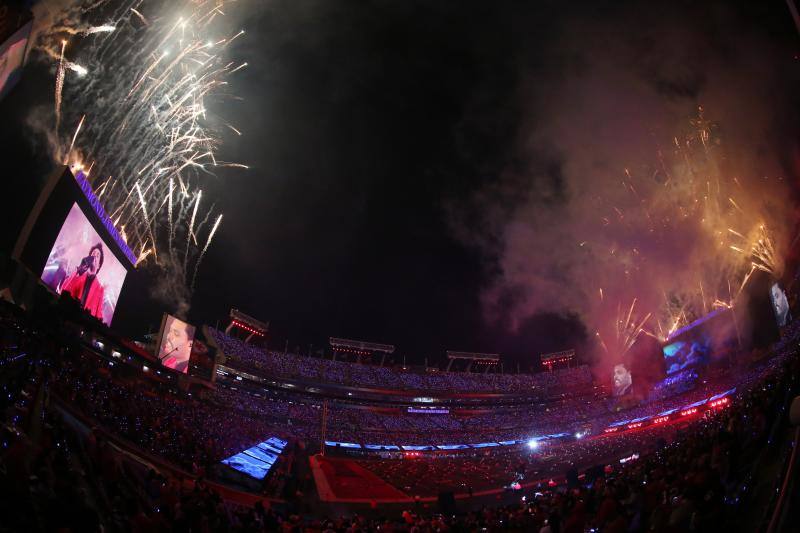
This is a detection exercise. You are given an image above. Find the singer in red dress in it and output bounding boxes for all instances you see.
[61,243,106,321]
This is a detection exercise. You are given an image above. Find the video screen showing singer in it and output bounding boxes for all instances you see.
[40,203,129,326]
[612,363,633,397]
[159,315,195,374]
[61,243,106,321]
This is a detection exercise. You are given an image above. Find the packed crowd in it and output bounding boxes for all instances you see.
[349,342,797,498]
[316,400,602,445]
[52,359,291,473]
[356,422,680,498]
[209,328,594,394]
[363,368,785,532]
[4,296,797,531]
[48,333,787,471]
[212,373,617,446]
[646,369,699,402]
[209,354,777,449]
[34,344,605,468]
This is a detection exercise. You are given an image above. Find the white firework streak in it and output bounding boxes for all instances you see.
[64,114,86,164]
[167,176,174,254]
[192,213,222,288]
[65,62,88,76]
[51,24,116,35]
[38,0,246,290]
[184,189,201,271]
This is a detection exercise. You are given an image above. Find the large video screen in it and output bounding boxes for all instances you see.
[41,203,128,325]
[612,363,633,396]
[662,337,711,375]
[770,283,790,328]
[158,314,196,373]
[221,437,287,480]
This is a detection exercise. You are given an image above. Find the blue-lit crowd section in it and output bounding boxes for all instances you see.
[324,432,572,452]
[221,437,288,479]
[602,388,736,434]
[323,387,739,452]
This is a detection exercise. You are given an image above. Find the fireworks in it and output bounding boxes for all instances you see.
[64,114,85,165]
[596,297,652,359]
[586,107,789,352]
[654,293,688,342]
[52,23,117,35]
[38,0,247,292]
[747,224,780,275]
[192,213,222,288]
[54,40,66,134]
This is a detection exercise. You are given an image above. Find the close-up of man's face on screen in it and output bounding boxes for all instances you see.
[158,315,196,374]
[770,283,790,328]
[41,203,128,325]
[612,363,633,397]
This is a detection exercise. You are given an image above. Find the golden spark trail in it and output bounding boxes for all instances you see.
[596,332,609,354]
[728,197,745,214]
[137,247,153,263]
[95,177,111,198]
[54,40,66,135]
[64,114,85,164]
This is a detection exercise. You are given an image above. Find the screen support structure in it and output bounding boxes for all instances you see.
[14,166,136,268]
[12,166,65,261]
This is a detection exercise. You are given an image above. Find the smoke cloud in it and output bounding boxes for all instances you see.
[144,254,192,319]
[451,3,799,369]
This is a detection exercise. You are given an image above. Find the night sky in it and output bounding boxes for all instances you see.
[2,0,799,370]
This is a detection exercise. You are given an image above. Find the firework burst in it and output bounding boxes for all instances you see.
[37,0,246,293]
[585,107,789,349]
[595,297,652,360]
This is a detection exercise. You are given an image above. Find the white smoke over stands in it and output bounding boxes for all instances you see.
[453,5,796,367]
[30,0,249,311]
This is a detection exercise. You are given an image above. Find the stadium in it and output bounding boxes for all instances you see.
[1,1,800,532]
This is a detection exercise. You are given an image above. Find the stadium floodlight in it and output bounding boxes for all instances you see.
[527,439,540,450]
[330,337,395,353]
